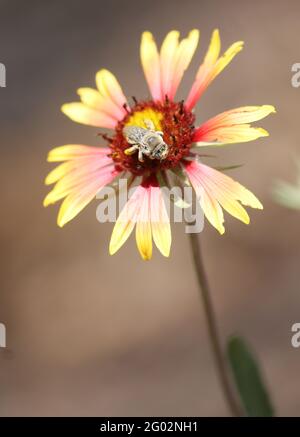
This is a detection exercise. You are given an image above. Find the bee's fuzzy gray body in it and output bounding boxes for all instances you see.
[123,119,169,162]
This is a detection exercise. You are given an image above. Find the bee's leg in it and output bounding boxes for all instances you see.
[126,137,138,145]
[124,144,139,156]
[138,150,144,162]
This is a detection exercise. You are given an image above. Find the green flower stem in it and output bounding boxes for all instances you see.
[189,232,243,417]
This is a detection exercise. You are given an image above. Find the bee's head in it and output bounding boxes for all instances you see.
[152,143,169,161]
[159,145,169,160]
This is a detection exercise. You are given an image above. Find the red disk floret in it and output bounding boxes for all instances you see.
[108,99,195,176]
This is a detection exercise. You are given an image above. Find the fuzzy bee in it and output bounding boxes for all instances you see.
[123,119,169,163]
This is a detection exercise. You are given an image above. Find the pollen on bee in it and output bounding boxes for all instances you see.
[124,147,136,156]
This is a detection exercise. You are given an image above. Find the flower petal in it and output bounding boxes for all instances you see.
[45,161,76,185]
[185,161,262,233]
[140,31,162,101]
[61,103,117,129]
[199,186,225,234]
[109,186,142,256]
[160,30,180,99]
[195,125,269,144]
[44,144,118,224]
[110,182,171,259]
[44,163,114,206]
[185,29,243,110]
[185,162,225,233]
[45,153,112,186]
[203,175,250,224]
[168,29,199,100]
[150,185,171,257]
[135,185,152,260]
[95,69,128,116]
[57,168,118,227]
[62,69,128,129]
[47,145,110,162]
[205,105,276,125]
[193,105,275,144]
[209,168,263,210]
[160,29,199,101]
[77,87,125,121]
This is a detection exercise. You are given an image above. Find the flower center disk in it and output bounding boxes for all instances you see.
[110,100,195,176]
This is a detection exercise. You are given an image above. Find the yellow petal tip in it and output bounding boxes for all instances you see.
[141,253,152,261]
[96,68,109,77]
[189,29,199,38]
[43,192,55,207]
[61,103,75,119]
[57,210,68,228]
[260,104,276,115]
[76,88,85,96]
[142,31,153,40]
[109,245,117,256]
[266,105,276,113]
[258,128,269,137]
[57,219,65,228]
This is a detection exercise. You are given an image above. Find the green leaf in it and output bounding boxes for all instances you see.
[227,336,274,417]
[213,164,244,172]
[272,180,300,210]
[272,156,300,210]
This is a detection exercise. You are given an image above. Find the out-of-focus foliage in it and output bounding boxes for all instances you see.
[273,160,300,209]
[227,336,274,417]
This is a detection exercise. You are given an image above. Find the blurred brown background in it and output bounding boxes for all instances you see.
[0,0,300,416]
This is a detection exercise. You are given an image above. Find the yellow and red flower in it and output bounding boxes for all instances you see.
[44,29,275,260]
